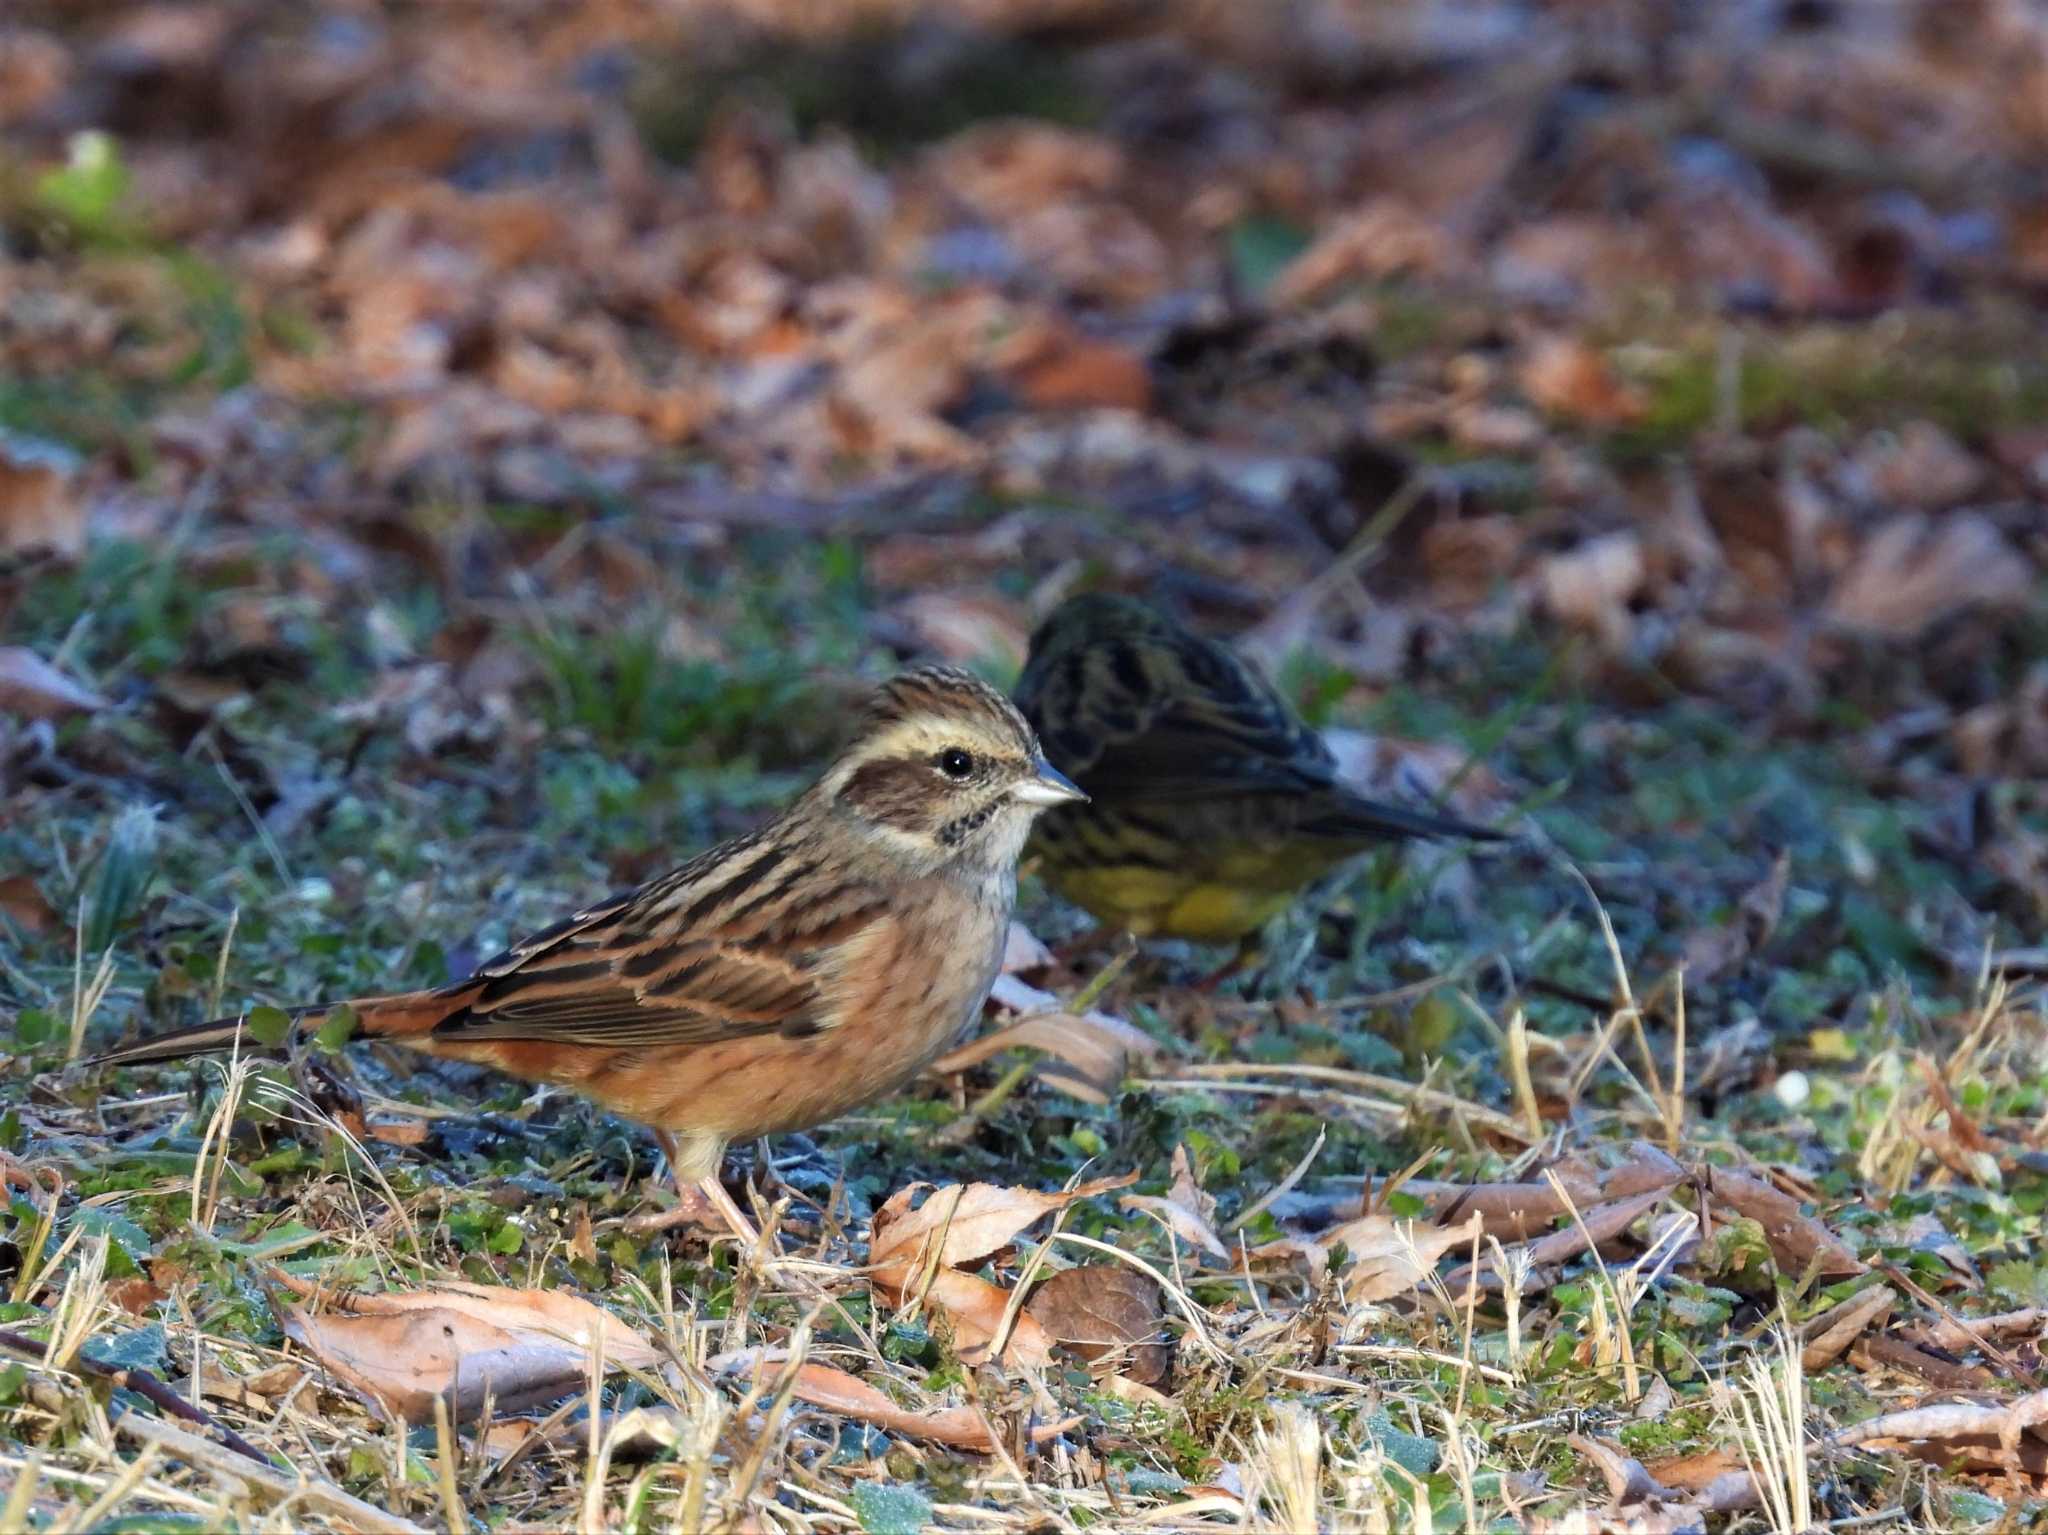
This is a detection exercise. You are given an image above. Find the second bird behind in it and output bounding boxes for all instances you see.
[1014,593,1505,949]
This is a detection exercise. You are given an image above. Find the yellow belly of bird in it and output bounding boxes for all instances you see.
[1051,861,1309,943]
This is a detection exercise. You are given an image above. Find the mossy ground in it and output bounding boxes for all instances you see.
[7,491,2048,1528]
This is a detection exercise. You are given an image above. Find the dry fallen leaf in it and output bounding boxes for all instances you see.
[868,1174,1135,1367]
[0,433,85,558]
[0,648,107,720]
[1679,849,1791,985]
[1845,420,1983,510]
[1801,1284,1895,1371]
[903,1268,1058,1368]
[994,318,1152,413]
[1824,512,2031,639]
[1518,334,1644,426]
[938,963,1159,1105]
[271,1273,661,1425]
[1569,1434,1671,1506]
[1562,1434,1747,1532]
[1907,1306,2048,1353]
[0,874,56,936]
[893,591,1031,671]
[1702,1167,1866,1278]
[1024,1265,1168,1385]
[707,1353,1081,1451]
[1640,1452,1760,1514]
[1254,1208,1483,1302]
[1536,532,1647,652]
[933,1005,1153,1105]
[1832,1389,2048,1476]
[1120,1144,1229,1262]
[870,1175,1137,1277]
[1269,200,1457,308]
[1001,921,1053,975]
[1360,1144,1684,1245]
[1448,1190,1677,1298]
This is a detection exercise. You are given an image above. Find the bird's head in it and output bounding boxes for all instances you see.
[821,666,1085,875]
[1015,592,1196,778]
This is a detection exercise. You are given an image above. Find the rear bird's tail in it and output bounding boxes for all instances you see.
[87,992,455,1068]
[85,1009,322,1067]
[1312,794,1511,846]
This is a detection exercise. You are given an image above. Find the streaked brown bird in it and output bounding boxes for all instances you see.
[1014,593,1503,948]
[92,666,1085,1239]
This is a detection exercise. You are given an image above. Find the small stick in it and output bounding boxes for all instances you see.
[0,1325,268,1466]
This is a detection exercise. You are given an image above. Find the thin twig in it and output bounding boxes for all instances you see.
[0,1325,269,1466]
[1163,1061,1536,1143]
[1228,1126,1326,1236]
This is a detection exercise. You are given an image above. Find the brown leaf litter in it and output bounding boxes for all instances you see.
[867,1173,1138,1368]
[270,1271,663,1425]
[1023,1265,1169,1386]
[0,648,107,720]
[929,922,1161,1104]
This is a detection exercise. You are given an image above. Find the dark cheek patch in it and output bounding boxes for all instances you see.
[842,757,936,831]
[938,799,1000,847]
[1109,640,1151,701]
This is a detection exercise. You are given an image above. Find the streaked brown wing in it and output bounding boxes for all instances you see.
[427,832,888,1049]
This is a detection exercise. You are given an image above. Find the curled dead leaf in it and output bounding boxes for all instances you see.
[1536,533,1646,652]
[705,1353,1081,1451]
[1844,420,1982,510]
[1640,1450,1759,1511]
[868,1174,1135,1368]
[1906,1306,2048,1353]
[1679,850,1791,985]
[1800,1284,1894,1370]
[1518,335,1644,426]
[1360,1143,1683,1244]
[1253,1208,1482,1303]
[0,433,85,559]
[1120,1144,1229,1262]
[1269,201,1456,308]
[1448,1190,1677,1298]
[888,1266,1058,1369]
[1702,1166,1865,1278]
[270,1272,660,1425]
[940,952,1159,1104]
[993,319,1152,413]
[870,1174,1137,1277]
[1568,1434,1669,1505]
[1824,513,2031,640]
[0,648,107,720]
[933,1005,1153,1105]
[1832,1389,2048,1477]
[0,874,57,936]
[1001,921,1053,975]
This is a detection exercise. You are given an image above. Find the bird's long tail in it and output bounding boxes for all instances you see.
[1310,795,1511,846]
[87,991,460,1068]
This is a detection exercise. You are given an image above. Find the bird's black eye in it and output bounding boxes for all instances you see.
[937,747,975,780]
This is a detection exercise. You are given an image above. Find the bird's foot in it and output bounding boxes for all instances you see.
[1048,924,1116,969]
[624,1177,762,1249]
[1191,945,1259,995]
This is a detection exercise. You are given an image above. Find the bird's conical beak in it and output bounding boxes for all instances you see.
[1012,759,1088,806]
